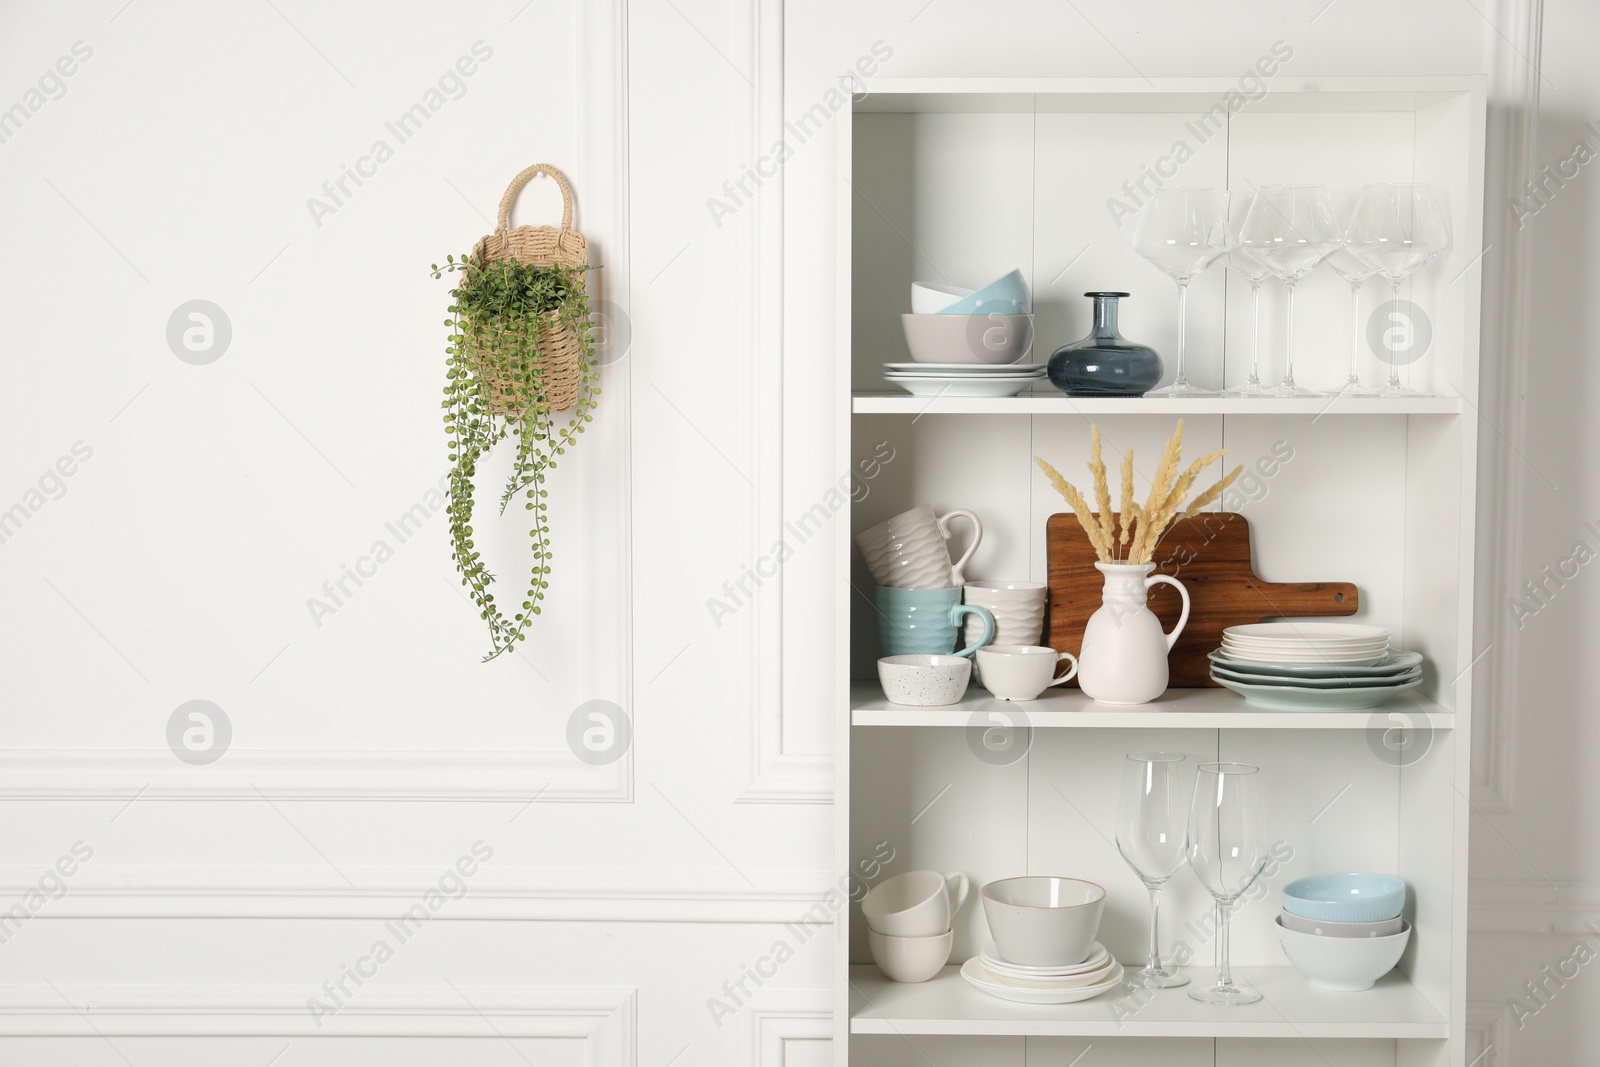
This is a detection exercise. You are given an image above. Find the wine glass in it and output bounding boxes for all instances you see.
[1221,191,1272,397]
[1344,183,1452,397]
[1116,752,1191,989]
[1186,761,1267,1005]
[1238,185,1340,397]
[1324,243,1380,396]
[1132,188,1232,397]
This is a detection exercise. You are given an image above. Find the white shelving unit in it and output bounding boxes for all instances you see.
[833,78,1484,1067]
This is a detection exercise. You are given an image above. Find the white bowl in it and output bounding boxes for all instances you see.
[900,313,1034,365]
[980,876,1106,968]
[1278,909,1407,939]
[1276,917,1410,991]
[877,655,971,706]
[868,928,953,983]
[911,281,973,314]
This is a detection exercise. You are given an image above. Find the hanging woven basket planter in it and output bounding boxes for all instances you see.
[434,163,602,661]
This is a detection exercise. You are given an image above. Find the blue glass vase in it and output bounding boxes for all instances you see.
[1048,292,1163,397]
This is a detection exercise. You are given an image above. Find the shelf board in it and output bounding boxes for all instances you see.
[850,682,1454,730]
[848,964,1448,1039]
[851,392,1465,416]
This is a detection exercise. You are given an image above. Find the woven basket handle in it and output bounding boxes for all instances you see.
[496,163,574,234]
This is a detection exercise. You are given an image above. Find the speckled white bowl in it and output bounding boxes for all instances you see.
[877,655,971,706]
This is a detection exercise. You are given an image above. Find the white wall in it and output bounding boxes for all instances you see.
[0,0,1588,1063]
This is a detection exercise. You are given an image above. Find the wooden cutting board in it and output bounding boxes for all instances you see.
[1041,512,1358,688]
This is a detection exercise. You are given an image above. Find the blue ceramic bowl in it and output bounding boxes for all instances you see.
[938,269,1031,315]
[1283,873,1406,924]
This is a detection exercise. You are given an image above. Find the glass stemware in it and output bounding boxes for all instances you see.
[1221,192,1272,397]
[1344,183,1452,397]
[1239,185,1340,397]
[1324,244,1380,397]
[1116,752,1192,989]
[1132,188,1232,397]
[1186,761,1267,1005]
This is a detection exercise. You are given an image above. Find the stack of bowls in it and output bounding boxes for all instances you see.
[1210,623,1423,711]
[960,877,1126,1004]
[892,270,1040,397]
[861,871,969,983]
[1276,873,1411,991]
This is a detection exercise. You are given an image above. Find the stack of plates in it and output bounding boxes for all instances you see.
[958,940,1125,1004]
[883,363,1046,398]
[1211,624,1423,711]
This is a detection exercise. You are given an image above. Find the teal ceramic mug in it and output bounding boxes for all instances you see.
[876,586,996,658]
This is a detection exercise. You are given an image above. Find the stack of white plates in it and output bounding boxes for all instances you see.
[1212,624,1424,711]
[883,363,1046,398]
[958,940,1125,1004]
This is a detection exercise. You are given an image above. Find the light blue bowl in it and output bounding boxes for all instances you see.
[1283,873,1407,924]
[938,269,1032,315]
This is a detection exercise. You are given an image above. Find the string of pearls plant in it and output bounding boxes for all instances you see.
[432,254,600,661]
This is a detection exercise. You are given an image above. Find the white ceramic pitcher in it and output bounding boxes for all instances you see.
[1077,562,1190,705]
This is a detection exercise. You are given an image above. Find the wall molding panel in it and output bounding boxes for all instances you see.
[0,984,636,1048]
[745,990,831,1066]
[1467,1000,1512,1067]
[1470,878,1600,934]
[0,866,832,923]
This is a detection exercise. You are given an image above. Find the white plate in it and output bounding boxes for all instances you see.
[1210,649,1424,678]
[961,957,1126,1004]
[885,376,1045,398]
[979,940,1109,978]
[971,958,1118,990]
[883,362,1046,375]
[1220,649,1390,668]
[1213,672,1423,711]
[1223,637,1389,652]
[1224,623,1392,644]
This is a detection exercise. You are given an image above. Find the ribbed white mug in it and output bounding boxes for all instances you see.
[855,504,982,589]
[961,581,1047,649]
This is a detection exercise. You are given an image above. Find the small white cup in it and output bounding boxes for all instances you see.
[975,644,1080,701]
[861,870,970,938]
[868,928,953,983]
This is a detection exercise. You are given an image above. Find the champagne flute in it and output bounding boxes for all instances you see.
[1344,183,1452,397]
[1186,761,1267,1005]
[1132,188,1232,397]
[1239,185,1340,397]
[1116,752,1191,989]
[1222,191,1271,397]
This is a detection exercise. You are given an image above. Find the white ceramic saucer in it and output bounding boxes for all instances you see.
[960,957,1126,1004]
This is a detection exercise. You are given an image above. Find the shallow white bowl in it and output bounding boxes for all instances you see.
[900,313,1034,365]
[1276,917,1410,991]
[981,876,1105,968]
[877,655,970,706]
[910,281,973,314]
[868,928,952,983]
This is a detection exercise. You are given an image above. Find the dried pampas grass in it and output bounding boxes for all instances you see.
[1037,419,1244,566]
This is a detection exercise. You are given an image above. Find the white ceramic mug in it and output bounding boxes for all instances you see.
[975,644,1080,701]
[867,928,953,983]
[855,504,983,589]
[961,581,1047,649]
[860,870,970,937]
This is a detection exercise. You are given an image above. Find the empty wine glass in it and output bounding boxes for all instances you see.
[1116,752,1191,989]
[1344,183,1452,397]
[1238,185,1340,397]
[1324,242,1380,396]
[1186,761,1267,1005]
[1132,188,1232,397]
[1221,191,1272,397]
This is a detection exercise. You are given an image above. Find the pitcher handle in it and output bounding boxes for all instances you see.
[945,872,970,918]
[936,509,983,585]
[950,605,994,658]
[1145,574,1190,651]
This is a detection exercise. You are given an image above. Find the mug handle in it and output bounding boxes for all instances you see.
[936,509,983,585]
[945,872,970,918]
[950,604,995,658]
[1046,651,1080,687]
[1146,574,1191,651]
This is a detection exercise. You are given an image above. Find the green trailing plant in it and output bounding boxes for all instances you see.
[432,254,601,661]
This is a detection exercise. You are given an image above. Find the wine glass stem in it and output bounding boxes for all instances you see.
[1215,900,1234,990]
[1147,885,1164,974]
[1249,283,1262,385]
[1175,281,1189,386]
[1283,282,1296,387]
[1387,282,1403,389]
[1348,284,1362,385]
